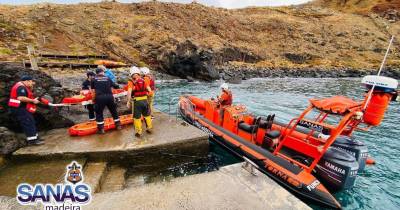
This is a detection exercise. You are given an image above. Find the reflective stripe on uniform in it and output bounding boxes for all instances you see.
[97,121,104,125]
[9,99,21,104]
[27,135,38,141]
[114,119,120,122]
[134,96,148,101]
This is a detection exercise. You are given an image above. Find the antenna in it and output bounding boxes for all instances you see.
[363,35,395,110]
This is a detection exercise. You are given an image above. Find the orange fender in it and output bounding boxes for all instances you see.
[366,158,376,165]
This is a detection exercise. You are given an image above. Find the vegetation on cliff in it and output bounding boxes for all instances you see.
[0,1,399,78]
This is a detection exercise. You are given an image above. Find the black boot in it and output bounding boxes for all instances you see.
[27,139,44,146]
[115,121,122,130]
[97,129,105,134]
[97,124,105,134]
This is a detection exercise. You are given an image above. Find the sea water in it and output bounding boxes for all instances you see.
[153,77,400,210]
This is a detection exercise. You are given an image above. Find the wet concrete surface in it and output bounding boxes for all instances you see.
[13,111,209,162]
[84,162,108,193]
[100,165,127,193]
[87,163,311,210]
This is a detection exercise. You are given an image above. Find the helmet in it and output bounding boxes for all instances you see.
[140,67,150,75]
[129,66,141,76]
[97,65,106,71]
[220,83,229,90]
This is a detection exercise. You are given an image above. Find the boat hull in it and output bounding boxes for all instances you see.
[178,104,341,209]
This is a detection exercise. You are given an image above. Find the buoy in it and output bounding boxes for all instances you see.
[366,158,376,165]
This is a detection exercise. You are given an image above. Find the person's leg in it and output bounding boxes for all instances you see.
[15,109,41,145]
[133,99,144,136]
[87,104,95,121]
[95,96,106,133]
[148,95,154,116]
[142,100,153,133]
[106,96,121,129]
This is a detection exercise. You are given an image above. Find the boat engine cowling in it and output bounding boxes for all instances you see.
[332,135,368,172]
[362,75,398,126]
[316,147,359,191]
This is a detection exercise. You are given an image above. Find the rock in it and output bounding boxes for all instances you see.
[336,32,347,37]
[0,127,24,155]
[283,53,316,64]
[0,63,74,132]
[186,76,194,82]
[158,40,219,81]
[227,76,242,84]
[0,155,5,167]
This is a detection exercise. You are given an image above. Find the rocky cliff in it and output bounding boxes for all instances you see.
[0,63,74,132]
[0,1,399,80]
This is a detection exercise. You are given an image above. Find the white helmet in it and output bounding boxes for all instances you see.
[140,67,150,75]
[220,83,229,90]
[129,66,141,76]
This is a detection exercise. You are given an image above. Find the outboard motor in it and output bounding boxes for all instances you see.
[315,147,359,191]
[331,136,368,173]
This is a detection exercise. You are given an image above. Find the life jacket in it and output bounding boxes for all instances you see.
[220,90,233,106]
[129,78,148,97]
[8,82,37,113]
[144,75,155,91]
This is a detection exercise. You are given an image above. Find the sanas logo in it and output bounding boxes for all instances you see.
[16,161,92,210]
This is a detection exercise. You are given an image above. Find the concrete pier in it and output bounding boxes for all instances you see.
[1,111,312,210]
[87,163,311,210]
[13,111,209,162]
[0,163,310,210]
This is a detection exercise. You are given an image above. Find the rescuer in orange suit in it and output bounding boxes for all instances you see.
[126,66,153,138]
[216,83,233,123]
[217,83,233,106]
[140,67,156,118]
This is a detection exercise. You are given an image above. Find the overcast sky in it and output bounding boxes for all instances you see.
[0,0,312,8]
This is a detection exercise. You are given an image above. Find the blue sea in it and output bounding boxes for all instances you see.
[153,77,400,210]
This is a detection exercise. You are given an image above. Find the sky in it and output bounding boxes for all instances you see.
[0,0,312,8]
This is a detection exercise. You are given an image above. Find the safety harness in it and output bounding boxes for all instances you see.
[129,78,148,100]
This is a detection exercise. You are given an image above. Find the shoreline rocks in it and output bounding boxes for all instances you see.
[0,127,24,155]
[0,63,74,133]
[217,66,400,81]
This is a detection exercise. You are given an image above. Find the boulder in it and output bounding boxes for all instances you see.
[0,63,74,132]
[0,127,24,155]
[159,40,219,81]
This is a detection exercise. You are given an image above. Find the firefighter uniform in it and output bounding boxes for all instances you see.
[128,78,152,136]
[8,78,41,145]
[82,72,95,121]
[91,73,121,133]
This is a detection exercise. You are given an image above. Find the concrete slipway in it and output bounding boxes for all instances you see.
[0,111,310,210]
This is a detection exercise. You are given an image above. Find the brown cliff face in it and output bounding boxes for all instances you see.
[0,1,399,79]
